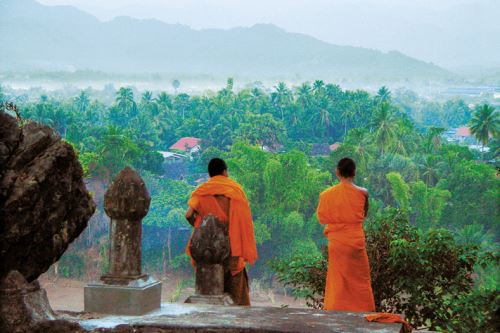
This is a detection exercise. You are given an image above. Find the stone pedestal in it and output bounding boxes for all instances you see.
[84,167,161,314]
[84,277,161,315]
[195,264,224,295]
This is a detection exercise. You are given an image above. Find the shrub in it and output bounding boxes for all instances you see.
[58,252,85,278]
[170,254,192,273]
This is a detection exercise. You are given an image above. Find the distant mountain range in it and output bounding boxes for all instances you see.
[0,0,449,80]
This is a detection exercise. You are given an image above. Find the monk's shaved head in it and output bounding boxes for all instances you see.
[337,157,356,178]
[208,158,227,177]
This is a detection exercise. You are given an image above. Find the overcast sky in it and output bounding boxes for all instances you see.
[37,0,500,69]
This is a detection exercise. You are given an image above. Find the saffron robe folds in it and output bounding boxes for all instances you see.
[186,175,258,275]
[317,182,375,312]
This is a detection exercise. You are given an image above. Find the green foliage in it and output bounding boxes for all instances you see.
[438,160,499,231]
[271,245,326,309]
[470,104,499,148]
[142,175,193,228]
[436,286,500,333]
[170,254,192,273]
[409,180,450,229]
[227,143,330,270]
[386,172,410,213]
[58,252,85,278]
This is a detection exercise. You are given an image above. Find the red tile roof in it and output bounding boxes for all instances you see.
[456,127,471,137]
[170,137,201,151]
[330,143,340,151]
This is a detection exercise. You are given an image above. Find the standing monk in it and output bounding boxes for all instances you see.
[317,157,375,312]
[185,158,258,306]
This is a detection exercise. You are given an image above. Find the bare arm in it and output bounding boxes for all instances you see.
[353,184,369,217]
[364,193,369,217]
[317,193,329,225]
[185,206,197,227]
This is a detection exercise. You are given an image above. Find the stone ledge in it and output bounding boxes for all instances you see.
[70,303,403,333]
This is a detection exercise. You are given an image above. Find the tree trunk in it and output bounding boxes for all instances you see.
[161,231,168,275]
[167,228,172,264]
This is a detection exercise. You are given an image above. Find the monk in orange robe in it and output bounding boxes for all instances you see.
[317,157,375,312]
[185,158,258,305]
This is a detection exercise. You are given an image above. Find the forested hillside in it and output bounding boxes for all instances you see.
[1,80,498,331]
[0,0,447,79]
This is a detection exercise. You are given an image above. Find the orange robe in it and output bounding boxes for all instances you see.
[186,175,258,275]
[317,182,375,312]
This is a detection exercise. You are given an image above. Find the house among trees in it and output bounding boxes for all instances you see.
[455,126,471,144]
[442,126,490,152]
[170,137,201,156]
[158,151,187,163]
[443,127,472,145]
[330,143,340,152]
[311,143,341,156]
[311,143,331,156]
[157,137,202,179]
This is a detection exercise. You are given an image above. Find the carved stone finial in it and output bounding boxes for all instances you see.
[104,166,150,221]
[101,167,149,284]
[186,215,232,302]
[190,215,230,265]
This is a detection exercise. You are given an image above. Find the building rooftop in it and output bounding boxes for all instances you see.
[170,137,202,151]
[456,127,471,137]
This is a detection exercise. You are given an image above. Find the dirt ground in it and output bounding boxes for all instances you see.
[39,273,307,312]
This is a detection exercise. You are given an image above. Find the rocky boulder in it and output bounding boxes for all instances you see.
[0,110,96,282]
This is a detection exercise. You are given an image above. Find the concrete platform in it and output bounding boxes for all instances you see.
[84,278,161,315]
[73,303,403,333]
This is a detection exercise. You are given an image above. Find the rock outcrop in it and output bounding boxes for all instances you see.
[0,110,96,332]
[0,270,56,333]
[0,111,96,282]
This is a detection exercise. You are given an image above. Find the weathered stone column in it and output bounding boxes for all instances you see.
[185,215,233,305]
[84,167,161,315]
[101,167,150,284]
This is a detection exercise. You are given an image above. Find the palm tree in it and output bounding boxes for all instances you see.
[141,91,153,104]
[324,83,342,100]
[340,106,356,137]
[371,102,397,154]
[115,87,135,113]
[296,83,311,109]
[271,82,292,120]
[172,79,180,94]
[155,92,172,110]
[424,127,445,154]
[75,91,90,113]
[319,107,332,128]
[174,93,191,120]
[419,155,439,186]
[470,104,499,159]
[312,80,325,95]
[376,86,391,104]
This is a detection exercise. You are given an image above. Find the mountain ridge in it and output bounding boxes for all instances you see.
[0,0,449,79]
